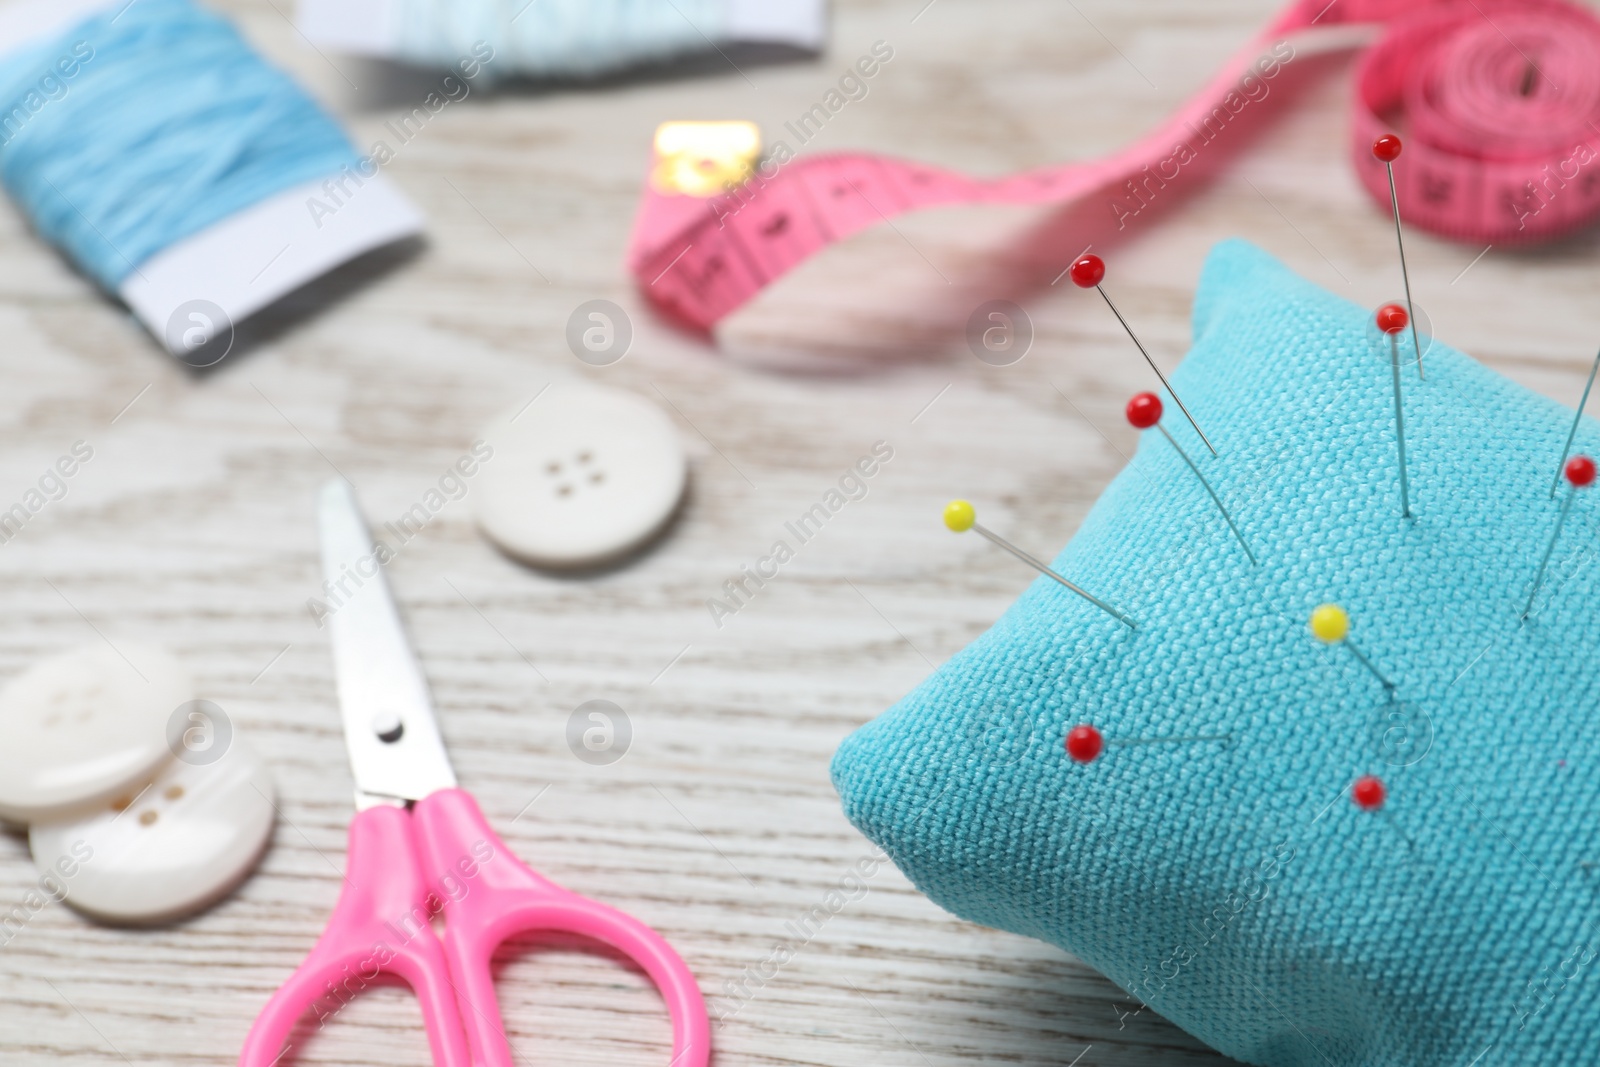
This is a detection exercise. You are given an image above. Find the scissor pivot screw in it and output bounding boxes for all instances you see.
[372,712,404,744]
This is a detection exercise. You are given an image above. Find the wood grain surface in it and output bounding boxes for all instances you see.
[0,1,1596,1064]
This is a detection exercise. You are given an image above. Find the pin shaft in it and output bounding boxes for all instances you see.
[1096,285,1216,455]
[1106,733,1232,747]
[971,522,1136,628]
[1389,332,1413,519]
[1523,489,1576,619]
[1343,638,1397,694]
[1550,346,1600,498]
[1385,160,1425,381]
[1156,425,1256,564]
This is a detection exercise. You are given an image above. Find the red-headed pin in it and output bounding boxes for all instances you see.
[1524,454,1595,619]
[1351,774,1387,811]
[1065,725,1104,762]
[1373,134,1425,380]
[1127,392,1255,564]
[1551,346,1600,498]
[1064,723,1231,764]
[944,500,1136,628]
[1070,253,1215,455]
[1377,303,1414,519]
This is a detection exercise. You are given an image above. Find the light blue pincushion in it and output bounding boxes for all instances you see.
[832,240,1600,1066]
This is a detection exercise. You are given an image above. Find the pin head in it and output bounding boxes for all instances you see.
[1372,134,1403,163]
[1065,724,1103,763]
[1126,392,1163,429]
[1566,454,1596,487]
[1068,253,1105,289]
[1352,774,1386,810]
[943,499,976,532]
[1310,603,1350,644]
[1376,303,1408,335]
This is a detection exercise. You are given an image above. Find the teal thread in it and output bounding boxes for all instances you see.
[833,241,1600,1066]
[0,0,360,290]
[393,0,726,80]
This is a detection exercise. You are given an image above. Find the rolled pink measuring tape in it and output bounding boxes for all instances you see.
[628,0,1600,333]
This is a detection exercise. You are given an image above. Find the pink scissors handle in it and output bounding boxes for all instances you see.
[237,804,473,1067]
[411,789,711,1067]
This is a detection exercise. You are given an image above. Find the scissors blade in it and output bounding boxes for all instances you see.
[317,479,456,807]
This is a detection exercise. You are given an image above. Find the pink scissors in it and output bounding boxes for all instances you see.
[238,480,709,1067]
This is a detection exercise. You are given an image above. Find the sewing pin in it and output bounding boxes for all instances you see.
[1351,774,1421,854]
[1310,603,1396,697]
[1372,133,1425,380]
[944,500,1136,628]
[1351,774,1386,811]
[1376,303,1413,519]
[1550,346,1600,498]
[1069,253,1216,455]
[1523,454,1595,619]
[1126,392,1256,564]
[1065,724,1232,764]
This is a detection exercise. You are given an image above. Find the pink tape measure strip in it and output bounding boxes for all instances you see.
[628,0,1600,333]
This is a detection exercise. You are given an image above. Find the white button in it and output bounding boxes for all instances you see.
[0,644,192,825]
[474,384,688,568]
[29,734,276,924]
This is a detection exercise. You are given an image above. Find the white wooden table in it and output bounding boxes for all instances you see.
[1,1,1595,1064]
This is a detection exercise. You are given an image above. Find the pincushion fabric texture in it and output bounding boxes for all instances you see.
[831,240,1600,1067]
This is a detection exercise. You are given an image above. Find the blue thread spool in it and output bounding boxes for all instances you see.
[0,0,423,360]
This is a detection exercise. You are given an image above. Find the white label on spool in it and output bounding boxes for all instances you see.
[118,174,424,358]
[0,0,427,358]
[0,0,109,48]
[724,0,828,50]
[294,0,399,57]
